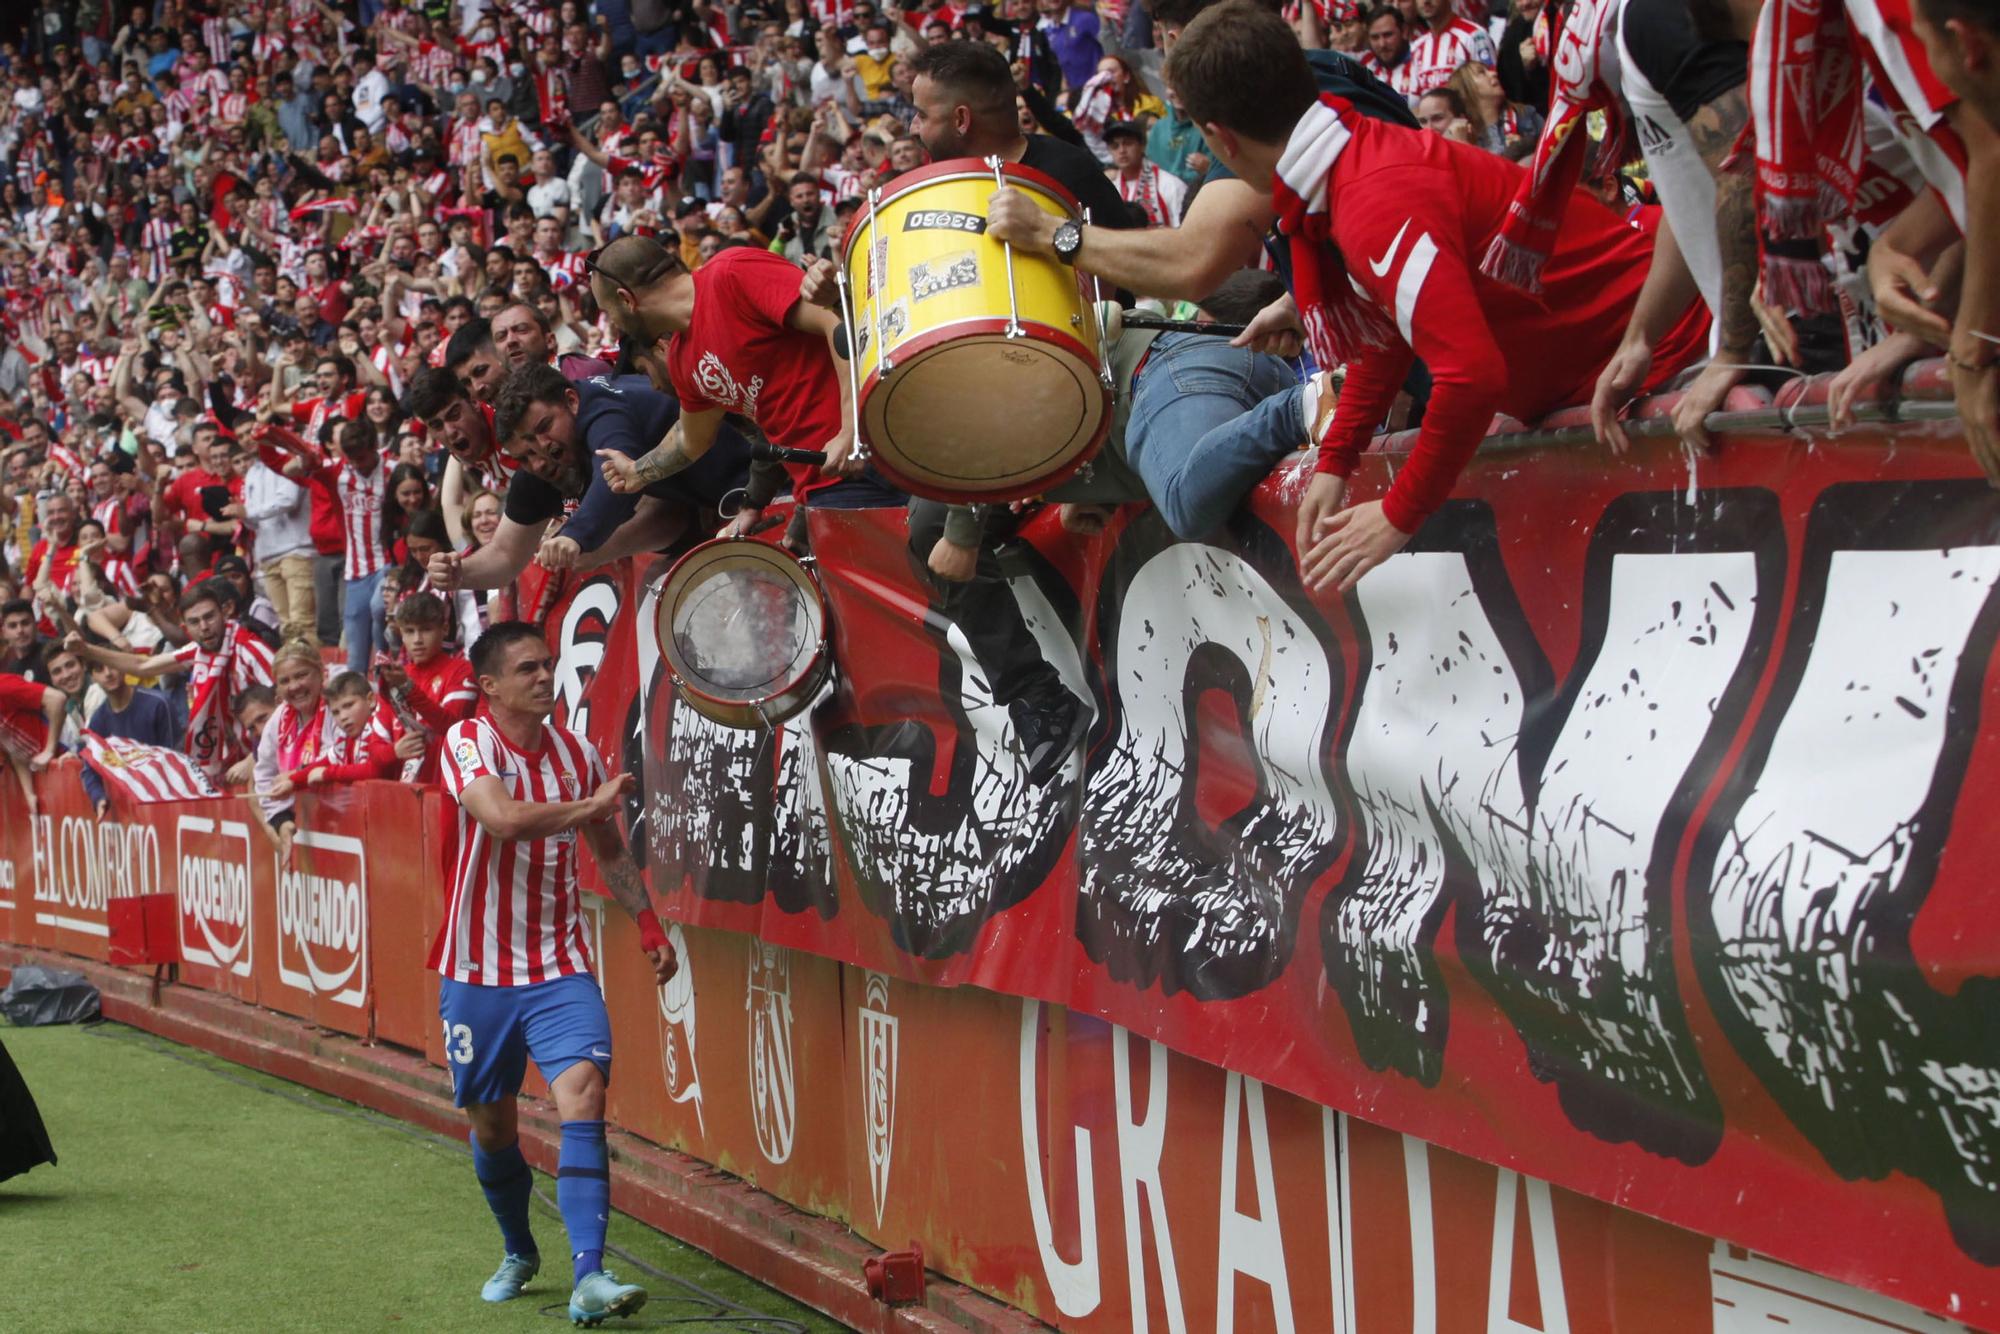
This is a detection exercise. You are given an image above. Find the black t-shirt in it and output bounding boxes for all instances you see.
[503,373,752,550]
[1620,0,1747,123]
[1021,134,1145,230]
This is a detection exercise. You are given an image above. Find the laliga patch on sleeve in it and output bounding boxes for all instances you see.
[452,737,483,774]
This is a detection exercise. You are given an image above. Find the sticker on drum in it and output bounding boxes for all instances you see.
[910,251,980,302]
[877,299,908,349]
[868,235,889,298]
[657,540,831,731]
[900,208,986,234]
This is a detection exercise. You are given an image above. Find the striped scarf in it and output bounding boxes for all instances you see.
[1747,0,1866,311]
[1480,0,1619,294]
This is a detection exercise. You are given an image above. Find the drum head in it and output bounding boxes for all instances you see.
[862,328,1109,502]
[658,541,827,723]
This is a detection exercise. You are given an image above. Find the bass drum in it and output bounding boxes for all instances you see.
[654,539,831,730]
[840,158,1111,503]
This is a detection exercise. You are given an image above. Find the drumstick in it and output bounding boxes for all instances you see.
[1111,312,1253,338]
[750,443,830,467]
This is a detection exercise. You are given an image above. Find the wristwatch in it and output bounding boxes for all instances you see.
[1051,220,1083,265]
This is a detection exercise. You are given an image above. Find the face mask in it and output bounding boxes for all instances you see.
[508,62,525,77]
[470,70,487,84]
[867,45,888,58]
[447,79,465,95]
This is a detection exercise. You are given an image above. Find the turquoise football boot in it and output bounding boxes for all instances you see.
[567,1269,648,1326]
[480,1252,540,1303]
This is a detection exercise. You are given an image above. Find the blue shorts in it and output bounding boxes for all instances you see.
[437,972,613,1109]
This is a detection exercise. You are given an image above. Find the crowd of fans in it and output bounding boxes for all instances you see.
[0,0,1994,805]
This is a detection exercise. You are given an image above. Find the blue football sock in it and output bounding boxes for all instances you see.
[559,1119,610,1285]
[470,1136,537,1258]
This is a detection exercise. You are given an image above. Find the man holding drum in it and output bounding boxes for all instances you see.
[587,238,904,519]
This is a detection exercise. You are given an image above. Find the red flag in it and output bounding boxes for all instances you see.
[81,731,221,803]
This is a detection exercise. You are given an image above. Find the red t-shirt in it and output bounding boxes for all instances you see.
[666,247,843,499]
[24,539,80,592]
[163,466,230,526]
[0,672,49,760]
[1305,111,1709,532]
[405,652,479,733]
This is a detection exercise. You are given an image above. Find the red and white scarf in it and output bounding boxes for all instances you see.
[274,696,340,774]
[185,628,246,778]
[1747,0,1866,312]
[1272,95,1398,367]
[1117,163,1166,228]
[1481,0,1620,293]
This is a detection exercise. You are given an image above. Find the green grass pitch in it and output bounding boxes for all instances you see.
[0,1022,849,1333]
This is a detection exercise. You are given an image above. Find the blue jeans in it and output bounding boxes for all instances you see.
[343,566,388,675]
[1123,333,1303,541]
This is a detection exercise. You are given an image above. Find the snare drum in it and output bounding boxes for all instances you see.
[840,159,1112,503]
[655,539,831,730]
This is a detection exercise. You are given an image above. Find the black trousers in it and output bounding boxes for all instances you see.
[905,499,1064,710]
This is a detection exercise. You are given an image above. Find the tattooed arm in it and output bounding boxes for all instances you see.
[581,814,679,984]
[597,406,727,493]
[1689,85,1758,362]
[1672,84,1761,449]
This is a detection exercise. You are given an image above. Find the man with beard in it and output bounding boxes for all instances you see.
[427,366,755,592]
[906,40,1136,237]
[65,578,276,781]
[491,302,615,382]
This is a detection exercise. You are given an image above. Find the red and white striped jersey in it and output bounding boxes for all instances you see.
[1361,51,1422,100]
[101,556,142,599]
[447,116,485,167]
[217,92,250,124]
[538,248,588,289]
[508,0,559,37]
[1406,18,1496,95]
[141,216,174,281]
[188,68,230,114]
[252,33,287,64]
[329,455,390,580]
[200,17,232,65]
[434,715,606,987]
[410,39,458,88]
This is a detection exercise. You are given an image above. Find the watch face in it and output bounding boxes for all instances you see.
[1054,221,1081,256]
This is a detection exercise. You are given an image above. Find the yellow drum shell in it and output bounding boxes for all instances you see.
[840,160,1111,502]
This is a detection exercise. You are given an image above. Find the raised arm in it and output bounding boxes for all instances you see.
[65,632,188,680]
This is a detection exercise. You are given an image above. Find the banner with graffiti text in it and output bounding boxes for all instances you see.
[530,420,2000,1328]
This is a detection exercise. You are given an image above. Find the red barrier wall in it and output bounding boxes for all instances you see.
[2,384,1990,1331]
[0,760,1968,1331]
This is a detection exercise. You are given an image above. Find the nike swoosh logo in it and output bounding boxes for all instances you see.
[590,1049,611,1059]
[1369,219,1412,278]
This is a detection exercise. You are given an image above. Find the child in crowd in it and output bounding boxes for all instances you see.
[268,671,403,799]
[379,594,480,782]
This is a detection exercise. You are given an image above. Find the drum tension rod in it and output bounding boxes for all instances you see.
[834,230,871,464]
[986,156,1024,340]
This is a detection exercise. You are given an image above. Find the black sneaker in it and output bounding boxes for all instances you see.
[1013,687,1090,788]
